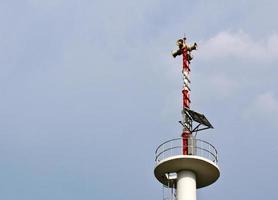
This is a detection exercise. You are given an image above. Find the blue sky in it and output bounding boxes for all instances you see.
[0,1,278,199]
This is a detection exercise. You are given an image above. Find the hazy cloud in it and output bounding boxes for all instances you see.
[242,92,278,126]
[199,31,278,63]
[207,73,239,98]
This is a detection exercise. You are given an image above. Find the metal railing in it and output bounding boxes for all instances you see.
[155,138,218,164]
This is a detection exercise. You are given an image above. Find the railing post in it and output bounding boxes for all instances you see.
[208,144,211,161]
[163,143,165,161]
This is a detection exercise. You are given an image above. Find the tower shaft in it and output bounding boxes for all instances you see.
[177,171,196,200]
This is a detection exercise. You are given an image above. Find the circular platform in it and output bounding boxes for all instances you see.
[154,155,220,188]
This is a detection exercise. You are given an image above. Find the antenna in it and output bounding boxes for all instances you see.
[154,36,220,200]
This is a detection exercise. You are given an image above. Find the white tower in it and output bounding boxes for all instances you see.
[154,37,220,200]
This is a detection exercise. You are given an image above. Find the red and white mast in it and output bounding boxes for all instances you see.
[172,37,197,155]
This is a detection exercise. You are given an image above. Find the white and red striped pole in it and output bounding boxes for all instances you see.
[172,37,197,155]
[181,45,191,155]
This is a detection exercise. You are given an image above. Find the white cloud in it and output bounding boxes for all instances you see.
[242,92,278,124]
[198,31,278,62]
